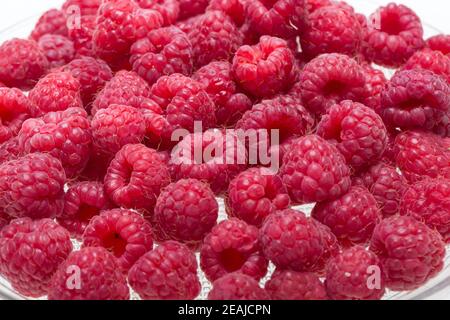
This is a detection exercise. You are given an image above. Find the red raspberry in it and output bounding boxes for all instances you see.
[83,208,154,272]
[18,108,91,178]
[104,144,171,212]
[0,88,32,144]
[58,181,112,240]
[192,61,252,126]
[317,100,388,168]
[178,0,209,20]
[232,36,295,98]
[311,220,340,276]
[37,34,75,68]
[266,270,328,300]
[67,15,96,57]
[280,135,352,204]
[363,3,424,67]
[30,9,68,41]
[370,216,445,291]
[426,34,450,56]
[0,153,66,219]
[28,72,83,117]
[362,63,387,111]
[312,186,382,246]
[0,218,72,297]
[246,0,306,39]
[379,69,449,130]
[394,131,450,183]
[48,247,129,300]
[207,0,247,27]
[0,38,49,90]
[403,48,450,83]
[325,246,385,300]
[208,272,270,300]
[226,168,290,227]
[136,0,180,25]
[92,104,147,158]
[129,241,201,300]
[400,178,450,243]
[62,0,101,16]
[130,26,193,86]
[299,54,367,116]
[353,162,408,217]
[260,209,326,272]
[200,218,268,282]
[153,179,218,247]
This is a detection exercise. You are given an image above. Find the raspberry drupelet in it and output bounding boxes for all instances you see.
[30,9,68,41]
[37,34,75,68]
[266,270,328,300]
[208,272,270,300]
[0,88,32,144]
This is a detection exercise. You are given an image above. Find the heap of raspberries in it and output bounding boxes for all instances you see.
[0,0,448,301]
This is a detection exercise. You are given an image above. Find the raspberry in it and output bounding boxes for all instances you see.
[129,241,201,300]
[325,246,385,300]
[370,216,445,291]
[0,38,49,90]
[92,104,147,158]
[353,162,408,217]
[18,108,91,178]
[280,135,352,204]
[177,0,209,20]
[62,0,101,16]
[246,0,306,39]
[83,209,154,272]
[0,218,72,297]
[200,218,268,282]
[30,9,68,41]
[400,178,450,243]
[426,34,450,56]
[67,15,96,57]
[136,0,180,25]
[0,88,32,144]
[226,168,290,227]
[362,63,387,111]
[394,131,450,182]
[317,100,388,168]
[266,270,328,300]
[104,144,171,212]
[37,34,75,68]
[259,209,325,272]
[402,48,450,83]
[130,26,193,86]
[301,6,363,58]
[0,153,66,219]
[299,54,367,116]
[28,72,83,117]
[312,186,382,246]
[208,272,270,300]
[48,247,129,300]
[207,0,247,27]
[192,61,252,126]
[311,220,340,275]
[58,181,112,240]
[232,36,295,98]
[379,69,449,130]
[153,179,218,247]
[363,3,424,67]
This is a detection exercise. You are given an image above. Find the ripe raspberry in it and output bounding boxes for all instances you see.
[363,3,424,67]
[226,168,290,227]
[266,270,328,300]
[312,186,382,246]
[18,108,91,178]
[136,0,180,25]
[362,63,387,111]
[246,0,306,39]
[232,36,295,98]
[28,72,83,117]
[58,181,112,239]
[299,54,367,115]
[317,100,388,168]
[208,272,270,300]
[30,9,68,41]
[200,218,268,282]
[311,220,340,276]
[370,216,445,291]
[0,38,49,90]
[0,218,72,297]
[37,34,75,68]
[280,135,352,204]
[400,178,450,243]
[394,131,450,182]
[153,179,218,247]
[353,163,408,217]
[130,26,193,86]
[83,209,154,271]
[178,0,209,20]
[403,48,450,83]
[379,69,449,130]
[0,153,66,219]
[48,247,129,300]
[325,246,385,300]
[67,15,96,57]
[0,88,32,144]
[104,144,170,212]
[62,0,101,16]
[129,241,201,300]
[207,0,247,27]
[426,34,450,56]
